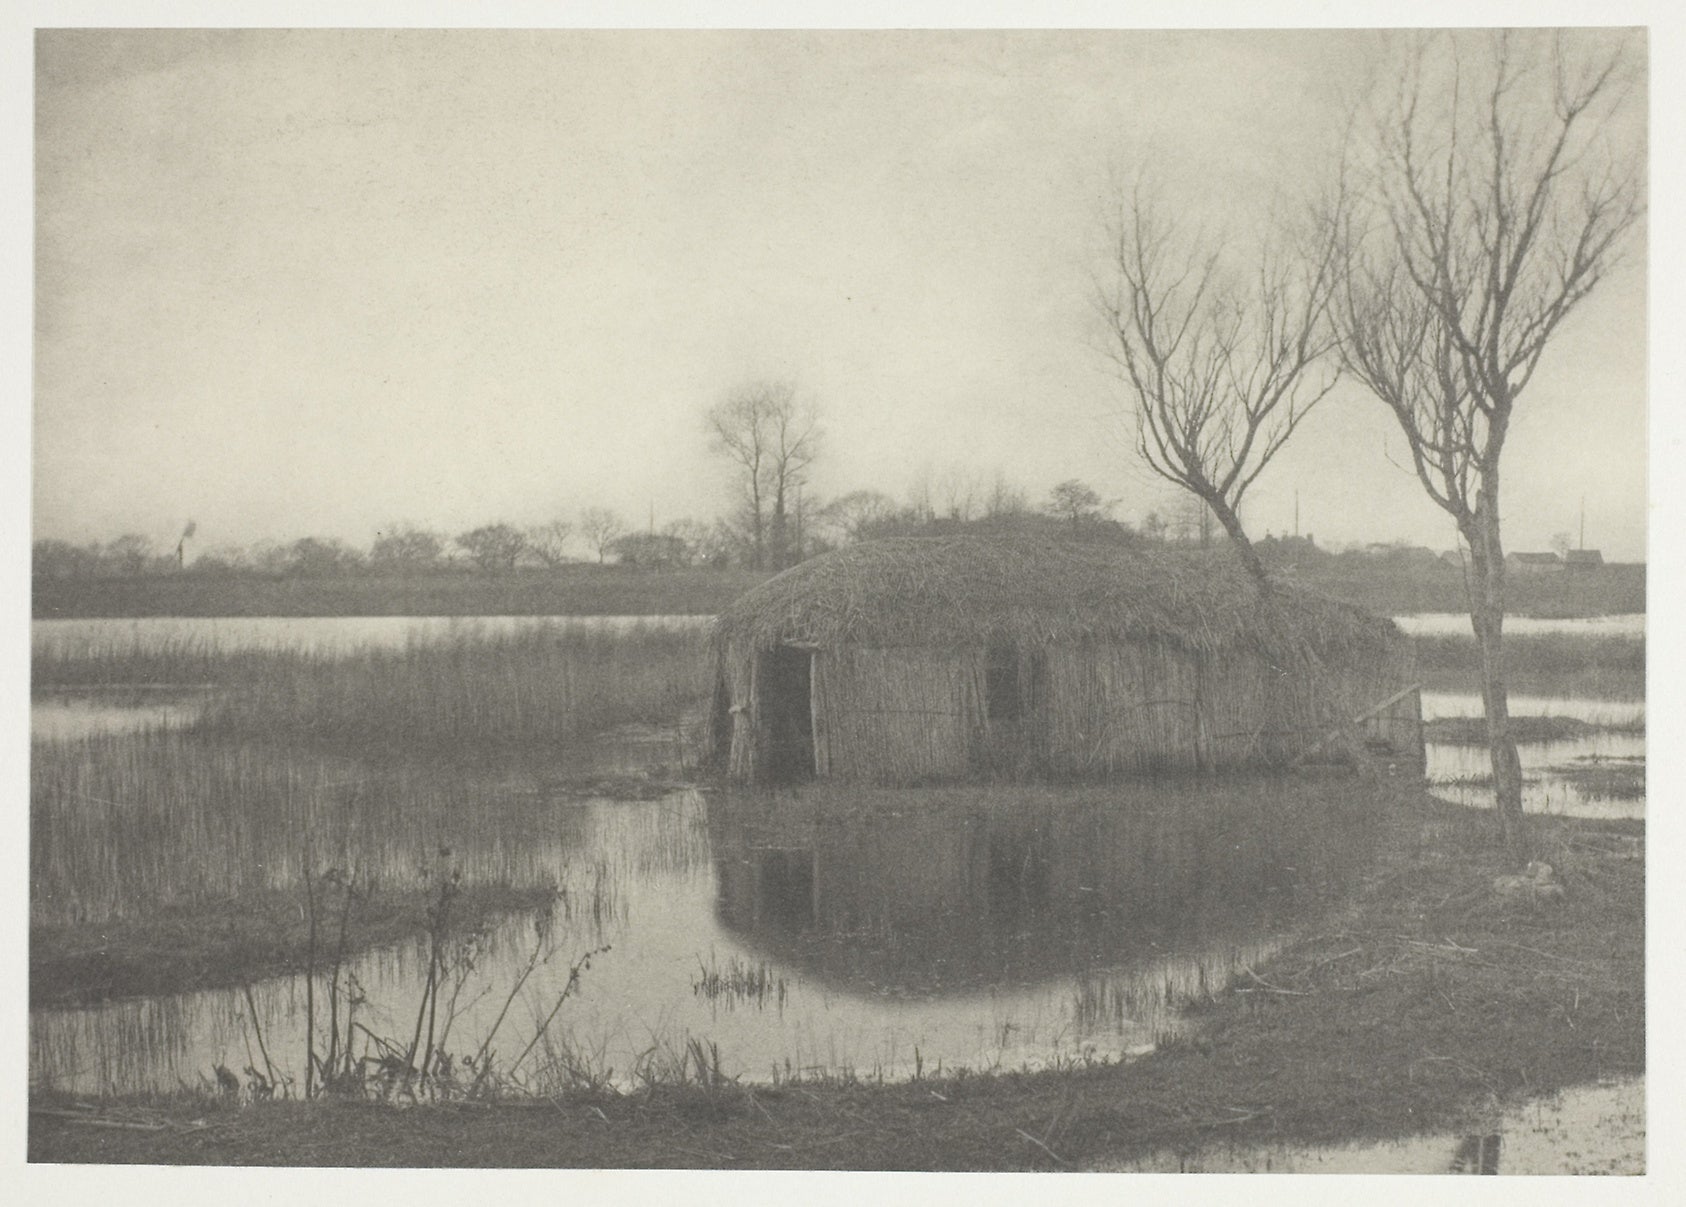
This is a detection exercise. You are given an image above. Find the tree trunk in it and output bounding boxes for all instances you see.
[770,479,789,570]
[748,471,766,570]
[1464,512,1527,860]
[1206,497,1270,589]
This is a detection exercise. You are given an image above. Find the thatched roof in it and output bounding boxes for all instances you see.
[715,536,1401,659]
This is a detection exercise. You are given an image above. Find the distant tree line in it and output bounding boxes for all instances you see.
[31,473,1244,582]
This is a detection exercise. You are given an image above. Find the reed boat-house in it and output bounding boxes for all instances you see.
[709,537,1422,785]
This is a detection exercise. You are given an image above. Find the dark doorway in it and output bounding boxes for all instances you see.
[760,645,816,784]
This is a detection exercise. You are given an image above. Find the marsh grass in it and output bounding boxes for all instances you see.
[32,623,710,995]
[1411,632,1644,698]
[35,623,712,762]
[30,730,572,929]
[692,952,789,1011]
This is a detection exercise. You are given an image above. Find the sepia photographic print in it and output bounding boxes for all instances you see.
[15,2,1674,1195]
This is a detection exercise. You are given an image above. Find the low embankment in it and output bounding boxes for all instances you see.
[34,558,1643,621]
[33,566,770,619]
[1298,561,1645,619]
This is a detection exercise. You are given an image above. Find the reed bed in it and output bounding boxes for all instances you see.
[1410,632,1645,699]
[29,730,586,928]
[36,624,713,761]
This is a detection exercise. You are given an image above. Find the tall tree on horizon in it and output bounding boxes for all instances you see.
[706,380,822,570]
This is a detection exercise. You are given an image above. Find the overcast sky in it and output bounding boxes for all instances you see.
[32,25,1649,559]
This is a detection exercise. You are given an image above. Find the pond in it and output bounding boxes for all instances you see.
[1392,613,1644,638]
[1422,693,1645,820]
[31,690,209,741]
[30,777,1381,1098]
[28,617,1644,1098]
[1086,1077,1644,1174]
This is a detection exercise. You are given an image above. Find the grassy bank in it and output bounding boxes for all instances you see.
[34,566,770,619]
[30,882,559,1010]
[1411,631,1645,699]
[29,789,1644,1170]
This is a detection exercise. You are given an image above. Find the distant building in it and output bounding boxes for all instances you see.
[1506,552,1562,574]
[1563,549,1604,570]
[1361,542,1439,565]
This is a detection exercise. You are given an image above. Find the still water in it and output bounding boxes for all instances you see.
[28,616,1644,1098]
[30,780,1378,1097]
[1087,1077,1644,1174]
[1393,613,1644,638]
[1422,693,1645,820]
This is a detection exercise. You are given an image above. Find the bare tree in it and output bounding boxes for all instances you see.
[817,489,899,544]
[1045,479,1109,531]
[982,470,1030,521]
[578,507,626,565]
[661,518,712,567]
[1331,30,1642,850]
[932,464,982,522]
[525,520,574,568]
[706,380,822,570]
[370,525,446,572]
[1102,187,1341,585]
[456,524,528,572]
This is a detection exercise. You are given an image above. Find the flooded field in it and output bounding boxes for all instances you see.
[29,615,1644,1132]
[29,776,1380,1097]
[1088,1077,1644,1174]
[1394,613,1644,638]
[31,690,208,741]
[1422,692,1645,820]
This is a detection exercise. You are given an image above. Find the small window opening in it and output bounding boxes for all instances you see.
[986,640,1021,721]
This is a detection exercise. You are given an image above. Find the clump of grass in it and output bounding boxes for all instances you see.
[692,952,788,1011]
[1554,763,1646,802]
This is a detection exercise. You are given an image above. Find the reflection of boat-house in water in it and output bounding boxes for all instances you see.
[708,783,1379,995]
[710,537,1422,786]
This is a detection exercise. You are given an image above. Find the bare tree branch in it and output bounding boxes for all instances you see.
[1102,184,1341,585]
